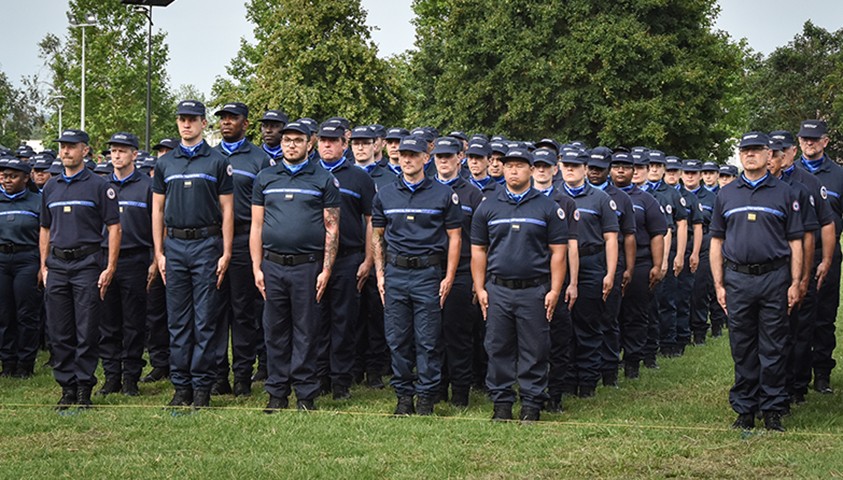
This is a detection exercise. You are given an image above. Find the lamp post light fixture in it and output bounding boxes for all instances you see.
[67,12,98,131]
[122,0,175,151]
[47,94,67,137]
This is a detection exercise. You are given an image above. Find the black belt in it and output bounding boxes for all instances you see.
[264,250,322,267]
[338,247,364,258]
[167,225,221,240]
[0,243,35,254]
[117,247,151,258]
[51,244,100,261]
[387,253,443,269]
[579,245,603,257]
[234,224,250,235]
[725,257,788,276]
[492,275,549,290]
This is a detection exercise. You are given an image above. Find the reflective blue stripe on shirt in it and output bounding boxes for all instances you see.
[577,208,599,216]
[263,188,322,197]
[632,205,645,212]
[232,169,257,179]
[164,173,218,183]
[723,206,785,218]
[0,210,38,218]
[461,205,473,214]
[339,188,361,199]
[48,200,96,208]
[384,208,442,215]
[701,205,713,211]
[119,201,148,209]
[488,217,547,227]
[827,190,841,198]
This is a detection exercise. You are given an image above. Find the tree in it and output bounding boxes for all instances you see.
[406,0,745,161]
[39,0,174,150]
[212,0,405,130]
[0,69,44,148]
[744,21,843,159]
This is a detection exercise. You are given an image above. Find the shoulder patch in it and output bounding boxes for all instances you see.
[821,186,828,200]
[666,204,673,215]
[609,199,617,211]
[269,159,277,167]
[333,177,340,188]
[226,164,233,176]
[679,197,687,207]
[106,187,116,200]
[557,208,565,220]
[698,202,704,212]
[793,200,800,212]
[574,209,581,221]
[660,205,665,214]
[452,192,459,205]
[810,195,815,207]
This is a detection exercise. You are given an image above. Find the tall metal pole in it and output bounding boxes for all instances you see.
[58,104,63,135]
[81,25,86,131]
[145,7,152,151]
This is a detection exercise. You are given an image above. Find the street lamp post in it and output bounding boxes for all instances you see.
[68,13,98,131]
[48,94,67,137]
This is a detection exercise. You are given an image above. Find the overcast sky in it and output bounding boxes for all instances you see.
[2,0,843,98]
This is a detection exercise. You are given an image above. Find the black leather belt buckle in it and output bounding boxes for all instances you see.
[406,256,421,268]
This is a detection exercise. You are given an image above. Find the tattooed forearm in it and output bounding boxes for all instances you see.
[372,227,386,276]
[323,207,340,272]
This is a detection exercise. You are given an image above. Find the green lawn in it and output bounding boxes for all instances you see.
[2,327,843,479]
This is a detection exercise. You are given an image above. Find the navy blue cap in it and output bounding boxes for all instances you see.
[55,129,90,144]
[532,148,557,166]
[682,159,702,172]
[465,139,491,157]
[502,147,534,165]
[410,128,435,143]
[384,127,409,140]
[259,110,289,124]
[296,118,317,134]
[631,146,649,155]
[215,102,249,118]
[648,150,665,164]
[326,117,351,130]
[738,131,770,149]
[490,135,508,143]
[769,140,784,152]
[665,157,682,170]
[632,152,650,167]
[701,161,719,172]
[448,131,468,142]
[108,132,140,149]
[490,141,509,156]
[569,140,588,149]
[283,122,311,136]
[318,123,347,139]
[48,159,63,175]
[15,145,34,158]
[398,135,428,154]
[719,164,738,177]
[561,149,588,165]
[94,161,114,174]
[350,125,377,140]
[769,130,795,148]
[371,124,387,138]
[31,154,52,171]
[431,136,461,155]
[470,133,489,143]
[798,120,828,138]
[176,100,206,116]
[152,138,178,150]
[535,138,560,153]
[587,146,613,169]
[611,151,634,165]
[0,157,31,174]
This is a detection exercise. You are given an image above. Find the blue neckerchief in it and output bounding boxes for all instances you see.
[388,163,402,175]
[356,163,377,174]
[801,156,824,173]
[492,175,505,185]
[674,183,681,191]
[564,183,586,197]
[782,165,795,178]
[645,180,662,192]
[741,173,768,189]
[506,187,529,203]
[320,156,345,172]
[111,171,135,185]
[591,180,609,191]
[619,184,634,193]
[436,175,459,186]
[60,168,86,184]
[283,159,308,175]
[402,177,425,192]
[690,186,701,195]
[538,185,554,197]
[179,141,204,158]
[470,176,492,189]
[704,184,718,193]
[2,189,26,200]
[221,138,246,155]
[262,143,282,158]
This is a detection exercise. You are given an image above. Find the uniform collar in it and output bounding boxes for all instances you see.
[320,156,348,172]
[0,188,28,201]
[397,176,433,192]
[174,140,211,160]
[496,186,539,205]
[59,166,92,184]
[110,170,139,185]
[737,172,772,189]
[280,158,314,176]
[563,182,590,197]
[220,138,248,155]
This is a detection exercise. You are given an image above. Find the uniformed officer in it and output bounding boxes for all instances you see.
[97,132,152,397]
[383,128,409,175]
[608,152,666,378]
[711,131,803,431]
[40,129,121,409]
[372,135,463,416]
[15,145,34,163]
[258,110,288,161]
[152,138,177,158]
[488,142,507,185]
[795,120,843,395]
[251,121,340,413]
[0,157,42,378]
[559,150,619,398]
[718,165,738,188]
[471,147,568,422]
[151,100,234,409]
[314,124,376,399]
[432,136,484,407]
[587,147,635,386]
[30,154,52,191]
[211,102,269,397]
[465,139,501,194]
[701,161,720,194]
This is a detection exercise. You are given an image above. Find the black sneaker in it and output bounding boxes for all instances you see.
[366,372,384,389]
[318,377,331,396]
[394,396,415,416]
[193,389,211,409]
[711,326,723,338]
[140,366,169,383]
[602,370,619,388]
[814,378,833,394]
[121,379,140,396]
[763,411,785,432]
[77,386,93,409]
[792,392,807,405]
[450,389,469,407]
[732,413,755,430]
[624,363,640,380]
[251,365,268,383]
[693,334,706,346]
[0,362,17,377]
[416,396,435,416]
[56,387,77,411]
[643,357,659,369]
[233,380,252,397]
[97,377,122,396]
[578,386,596,398]
[491,402,513,421]
[167,388,193,407]
[519,406,541,423]
[210,378,232,396]
[12,363,34,379]
[332,387,351,400]
[544,396,564,413]
[296,399,317,411]
[263,395,288,414]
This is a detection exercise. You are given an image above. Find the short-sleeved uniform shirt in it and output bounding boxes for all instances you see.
[365,163,397,193]
[371,177,464,257]
[214,140,271,226]
[597,182,636,268]
[471,188,568,279]
[785,165,836,250]
[779,173,820,235]
[560,183,619,252]
[676,185,704,252]
[544,184,579,240]
[252,160,341,255]
[151,141,234,229]
[0,189,41,247]
[797,155,843,237]
[710,173,804,265]
[688,185,716,252]
[624,185,668,260]
[645,179,688,235]
[41,167,120,249]
[319,159,376,251]
[106,171,152,250]
[441,176,484,271]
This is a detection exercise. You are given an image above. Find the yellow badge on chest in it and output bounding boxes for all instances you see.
[747,213,756,222]
[119,206,124,213]
[285,194,294,201]
[407,214,415,222]
[184,181,193,188]
[512,224,521,232]
[63,206,72,213]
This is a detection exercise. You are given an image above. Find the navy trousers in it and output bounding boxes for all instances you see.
[0,249,41,366]
[566,252,607,389]
[145,274,169,369]
[620,257,653,365]
[316,252,362,390]
[658,249,679,351]
[441,270,475,394]
[100,249,148,381]
[812,246,841,379]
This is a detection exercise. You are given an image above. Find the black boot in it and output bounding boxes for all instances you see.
[366,371,384,389]
[332,385,351,400]
[193,389,211,409]
[0,361,17,377]
[602,370,619,387]
[318,376,331,396]
[732,413,755,430]
[416,396,435,416]
[545,395,564,413]
[167,387,193,407]
[814,377,833,394]
[624,362,640,379]
[97,377,122,396]
[12,362,34,379]
[233,379,252,397]
[711,325,723,338]
[643,357,659,369]
[56,387,77,410]
[210,378,232,396]
[251,364,268,383]
[763,411,785,432]
[519,405,541,423]
[394,396,415,416]
[450,389,469,407]
[121,378,140,396]
[296,398,317,411]
[263,395,288,414]
[140,366,169,383]
[491,402,513,421]
[77,386,93,409]
[578,386,596,398]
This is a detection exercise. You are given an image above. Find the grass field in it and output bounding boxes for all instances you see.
[2,327,843,479]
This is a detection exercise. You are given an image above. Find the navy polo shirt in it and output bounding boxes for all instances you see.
[0,189,41,247]
[469,177,503,197]
[40,167,120,249]
[214,140,271,226]
[441,176,484,270]
[678,185,704,229]
[471,187,568,279]
[646,180,688,232]
[252,160,341,255]
[319,158,376,251]
[797,155,843,237]
[371,177,464,257]
[625,186,668,259]
[106,171,152,250]
[689,185,716,251]
[785,166,835,249]
[367,164,397,193]
[560,183,619,251]
[545,184,579,240]
[151,141,234,229]
[597,183,636,266]
[710,174,804,265]
[779,173,820,234]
